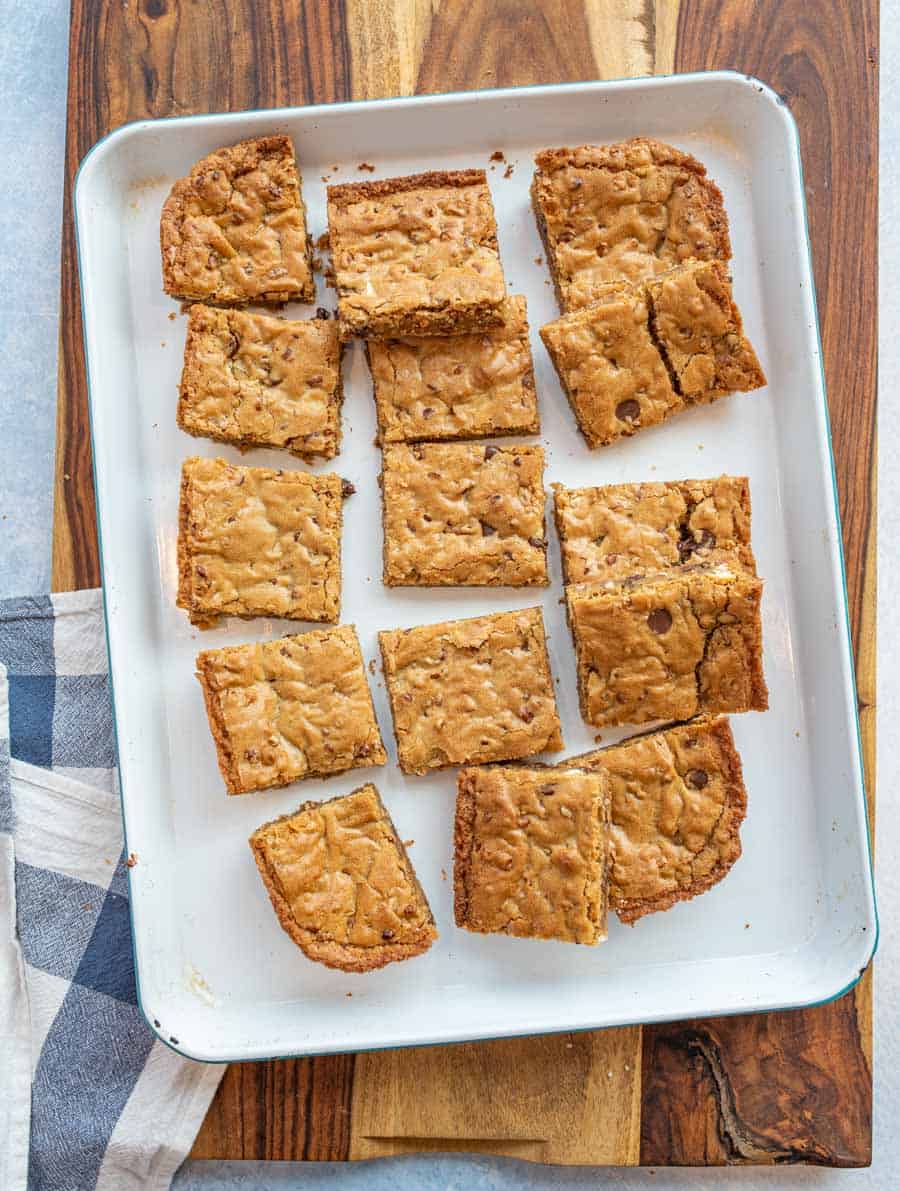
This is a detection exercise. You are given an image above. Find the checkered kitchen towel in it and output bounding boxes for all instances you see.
[0,590,223,1191]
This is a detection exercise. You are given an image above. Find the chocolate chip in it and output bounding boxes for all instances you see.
[422,407,434,417]
[316,307,331,319]
[528,537,544,549]
[307,374,323,386]
[647,608,672,634]
[697,529,716,549]
[520,706,535,722]
[513,456,522,467]
[480,521,497,536]
[382,928,395,940]
[686,768,709,789]
[484,445,499,459]
[616,399,641,422]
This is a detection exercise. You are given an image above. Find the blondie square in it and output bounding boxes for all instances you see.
[177,456,346,628]
[539,286,681,448]
[553,476,755,585]
[161,135,315,305]
[366,296,539,443]
[379,608,563,775]
[196,626,387,794]
[563,717,746,923]
[647,259,766,400]
[327,169,506,338]
[531,137,730,311]
[454,765,610,944]
[250,784,436,972]
[566,566,768,727]
[178,306,343,460]
[381,442,548,587]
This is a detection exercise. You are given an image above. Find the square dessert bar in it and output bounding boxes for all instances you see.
[647,259,766,400]
[379,607,563,775]
[196,626,386,794]
[160,135,315,305]
[566,566,768,727]
[531,137,731,312]
[563,717,747,923]
[539,284,680,448]
[381,442,548,587]
[327,169,506,338]
[366,295,539,443]
[250,784,436,972]
[553,476,755,585]
[454,765,610,944]
[178,306,343,460]
[177,456,346,628]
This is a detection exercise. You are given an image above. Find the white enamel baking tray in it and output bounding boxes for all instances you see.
[74,72,877,1062]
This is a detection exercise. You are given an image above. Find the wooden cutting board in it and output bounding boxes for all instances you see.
[52,0,877,1167]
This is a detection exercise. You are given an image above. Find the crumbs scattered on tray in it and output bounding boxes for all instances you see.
[534,256,543,266]
[744,922,751,930]
[358,162,375,172]
[503,163,514,179]
[346,991,353,998]
[404,839,415,848]
[440,868,448,882]
[490,150,506,163]
[168,312,176,322]
[594,734,603,744]
[316,232,330,251]
[368,658,377,675]
[125,853,138,868]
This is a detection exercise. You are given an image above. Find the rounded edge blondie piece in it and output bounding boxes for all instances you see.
[552,475,756,585]
[176,456,347,628]
[454,764,610,944]
[562,716,747,923]
[249,784,437,972]
[565,565,768,728]
[531,137,732,312]
[160,134,315,305]
[378,607,564,775]
[178,306,344,460]
[195,625,387,795]
[381,441,549,587]
[326,169,506,339]
[365,295,540,444]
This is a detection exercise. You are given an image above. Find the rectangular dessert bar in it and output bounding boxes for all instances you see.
[178,306,343,460]
[531,137,731,312]
[161,135,315,305]
[379,607,563,775]
[561,716,747,923]
[177,456,346,628]
[326,169,506,338]
[454,764,610,944]
[381,442,549,587]
[250,784,436,972]
[365,295,539,443]
[566,566,768,727]
[196,625,386,794]
[553,476,755,586]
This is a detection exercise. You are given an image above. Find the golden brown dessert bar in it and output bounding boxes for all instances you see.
[379,607,563,775]
[454,764,609,944]
[178,306,343,460]
[647,258,766,400]
[531,137,731,312]
[176,456,346,628]
[196,626,386,794]
[250,784,436,972]
[366,295,539,443]
[561,716,746,923]
[326,169,506,338]
[553,476,756,586]
[566,566,768,728]
[160,135,315,305]
[381,442,549,587]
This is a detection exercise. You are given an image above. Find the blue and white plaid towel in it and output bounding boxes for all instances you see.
[0,590,224,1191]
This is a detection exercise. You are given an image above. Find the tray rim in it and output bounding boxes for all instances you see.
[73,69,878,1064]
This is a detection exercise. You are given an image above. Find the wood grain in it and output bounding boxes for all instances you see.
[53,0,876,1168]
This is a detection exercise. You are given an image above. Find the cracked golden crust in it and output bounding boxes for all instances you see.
[160,135,315,304]
[326,169,506,338]
[532,137,731,312]
[196,626,387,795]
[178,306,343,459]
[379,607,563,775]
[561,717,746,922]
[566,566,768,728]
[176,456,344,628]
[553,476,756,585]
[381,442,548,587]
[539,286,680,447]
[647,259,766,399]
[250,784,437,972]
[453,765,609,944]
[366,296,539,443]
